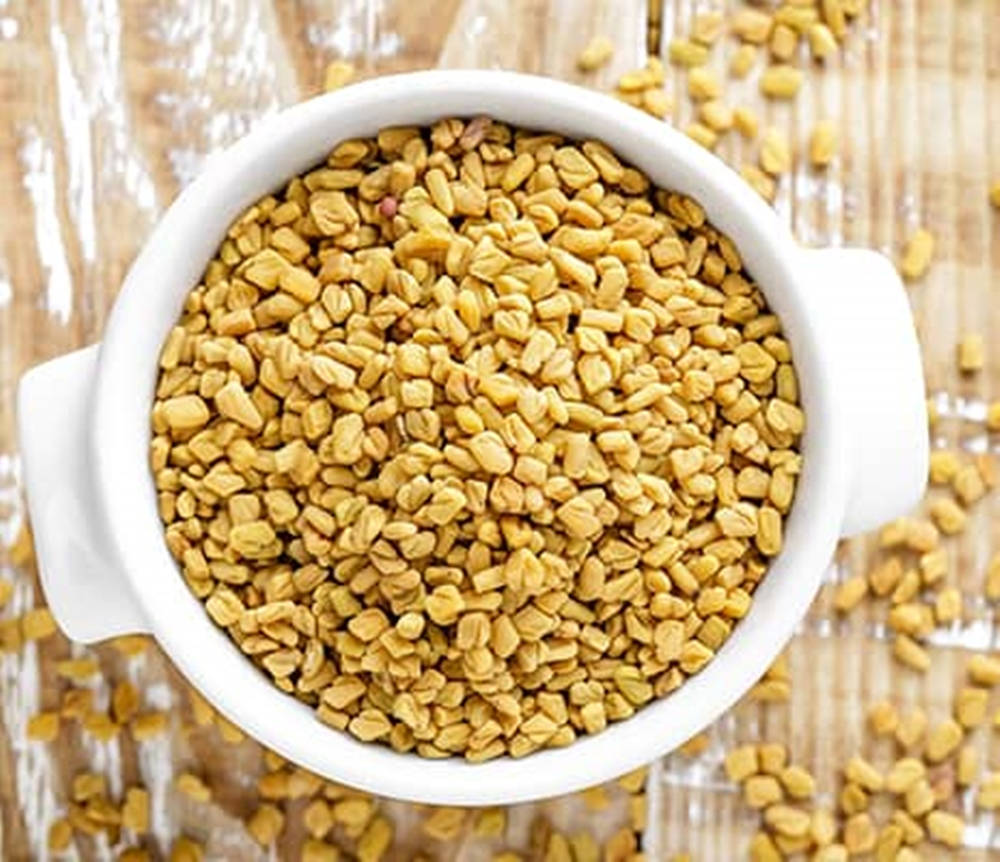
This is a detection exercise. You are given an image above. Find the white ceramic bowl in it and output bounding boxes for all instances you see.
[18,70,928,806]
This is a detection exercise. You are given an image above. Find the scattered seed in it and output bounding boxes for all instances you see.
[899,228,934,280]
[577,36,615,72]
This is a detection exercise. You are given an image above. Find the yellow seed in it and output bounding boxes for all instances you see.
[977,771,1000,808]
[668,38,710,67]
[955,686,988,728]
[926,810,964,848]
[162,395,210,431]
[175,772,212,803]
[899,228,934,280]
[895,708,927,748]
[758,743,787,774]
[845,756,883,792]
[957,745,979,786]
[958,333,985,372]
[925,718,963,762]
[763,804,811,837]
[809,121,837,167]
[323,61,355,92]
[991,181,1000,208]
[929,498,966,535]
[729,44,757,78]
[247,803,285,846]
[843,813,876,854]
[740,164,775,202]
[733,106,759,139]
[893,634,930,672]
[123,786,150,833]
[732,8,774,43]
[779,765,815,799]
[969,653,1000,685]
[760,128,792,176]
[577,35,614,71]
[834,574,867,612]
[886,757,925,794]
[868,700,899,735]
[748,832,781,862]
[744,774,783,808]
[724,745,759,782]
[808,23,838,58]
[21,607,57,640]
[26,712,60,742]
[769,24,798,61]
[759,65,803,99]
[685,122,718,150]
[935,587,962,625]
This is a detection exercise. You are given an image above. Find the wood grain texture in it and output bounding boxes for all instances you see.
[1,0,999,859]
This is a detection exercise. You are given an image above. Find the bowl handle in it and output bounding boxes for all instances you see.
[17,345,150,643]
[798,247,929,537]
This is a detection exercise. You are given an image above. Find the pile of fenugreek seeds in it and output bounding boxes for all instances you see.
[150,117,803,761]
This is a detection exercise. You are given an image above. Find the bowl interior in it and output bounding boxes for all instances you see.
[92,70,849,805]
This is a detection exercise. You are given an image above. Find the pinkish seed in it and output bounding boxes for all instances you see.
[378,196,398,218]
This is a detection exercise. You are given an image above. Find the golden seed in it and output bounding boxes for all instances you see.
[926,810,964,848]
[759,65,803,99]
[323,61,355,92]
[809,121,837,167]
[899,228,934,280]
[744,774,783,808]
[724,745,759,782]
[577,36,614,71]
[958,333,985,373]
[925,718,963,762]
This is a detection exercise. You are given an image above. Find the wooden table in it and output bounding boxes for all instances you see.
[1,1,999,859]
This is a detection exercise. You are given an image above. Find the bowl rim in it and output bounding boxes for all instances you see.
[91,69,849,805]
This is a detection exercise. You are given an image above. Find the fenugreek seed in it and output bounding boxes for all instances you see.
[744,774,783,808]
[123,787,150,833]
[925,718,963,762]
[834,574,867,612]
[760,128,791,175]
[688,67,720,101]
[809,121,837,167]
[845,756,883,791]
[868,699,899,735]
[215,381,263,431]
[929,497,966,535]
[900,228,934,280]
[958,333,985,372]
[957,745,979,786]
[26,711,60,742]
[170,836,204,862]
[21,607,57,640]
[843,813,876,854]
[730,44,757,78]
[926,810,964,848]
[886,757,925,794]
[740,164,775,202]
[175,772,212,803]
[779,765,815,799]
[724,745,759,782]
[893,634,930,672]
[669,39,710,67]
[247,803,285,846]
[758,743,787,775]
[759,65,803,99]
[895,708,927,749]
[323,61,355,92]
[577,35,614,71]
[732,8,774,43]
[809,23,838,58]
[162,395,210,431]
[764,804,811,837]
[977,771,1000,808]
